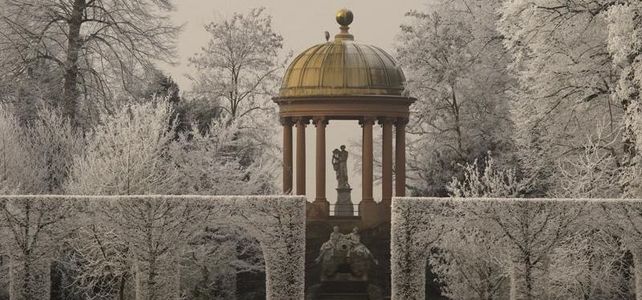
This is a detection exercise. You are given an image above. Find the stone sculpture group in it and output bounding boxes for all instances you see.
[315,226,378,280]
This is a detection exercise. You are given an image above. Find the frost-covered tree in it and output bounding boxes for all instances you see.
[171,119,277,195]
[391,198,450,299]
[430,225,509,300]
[188,7,285,121]
[608,2,642,198]
[62,101,275,298]
[442,156,518,299]
[0,195,306,300]
[0,0,179,127]
[25,109,83,194]
[0,106,31,194]
[187,7,282,196]
[448,157,587,300]
[499,5,642,298]
[392,198,642,300]
[448,154,525,198]
[602,199,642,298]
[553,128,622,198]
[61,220,133,300]
[396,0,514,196]
[605,2,642,162]
[0,104,80,194]
[0,196,80,300]
[182,11,284,295]
[498,0,626,196]
[63,102,185,298]
[66,102,181,195]
[545,227,632,299]
[106,197,206,300]
[180,224,265,300]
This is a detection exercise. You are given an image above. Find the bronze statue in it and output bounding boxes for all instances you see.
[332,145,350,189]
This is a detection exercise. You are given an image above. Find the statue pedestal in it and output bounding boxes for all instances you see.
[334,187,354,216]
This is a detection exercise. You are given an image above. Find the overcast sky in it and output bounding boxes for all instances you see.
[162,0,430,205]
[163,0,429,88]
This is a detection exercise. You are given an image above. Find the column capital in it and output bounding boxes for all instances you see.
[378,117,396,126]
[279,117,293,126]
[293,117,310,126]
[395,118,410,126]
[359,117,377,127]
[312,117,329,127]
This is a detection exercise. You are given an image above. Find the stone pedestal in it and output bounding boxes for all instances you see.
[335,188,354,216]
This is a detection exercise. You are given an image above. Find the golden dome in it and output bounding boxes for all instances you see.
[278,9,406,98]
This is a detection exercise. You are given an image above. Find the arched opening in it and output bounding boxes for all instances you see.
[0,253,8,299]
[180,224,266,300]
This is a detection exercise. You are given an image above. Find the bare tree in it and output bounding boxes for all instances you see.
[0,196,80,300]
[0,0,179,126]
[430,225,508,300]
[187,7,284,195]
[188,7,286,121]
[449,158,588,300]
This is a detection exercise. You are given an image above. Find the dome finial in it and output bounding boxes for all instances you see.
[335,9,354,41]
[336,8,353,26]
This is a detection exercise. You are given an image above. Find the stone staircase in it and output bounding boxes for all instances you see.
[316,281,371,300]
[318,293,369,300]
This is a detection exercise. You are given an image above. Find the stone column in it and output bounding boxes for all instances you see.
[314,117,329,216]
[360,117,378,227]
[380,118,394,221]
[361,118,375,202]
[381,118,393,204]
[395,119,408,197]
[281,118,293,194]
[295,118,307,196]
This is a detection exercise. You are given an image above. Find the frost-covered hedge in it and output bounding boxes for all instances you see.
[0,195,305,300]
[391,197,642,300]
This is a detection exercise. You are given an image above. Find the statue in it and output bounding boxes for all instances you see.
[332,145,350,189]
[346,227,378,265]
[315,226,342,264]
[314,226,378,281]
[332,145,354,216]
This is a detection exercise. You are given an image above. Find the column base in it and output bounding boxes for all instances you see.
[307,201,328,220]
[312,198,330,217]
[359,199,379,228]
[379,200,391,221]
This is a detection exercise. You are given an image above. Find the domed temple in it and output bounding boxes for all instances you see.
[273,9,415,299]
[273,8,415,225]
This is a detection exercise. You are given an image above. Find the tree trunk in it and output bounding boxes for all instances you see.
[9,254,51,300]
[509,255,534,300]
[119,275,126,300]
[632,247,642,300]
[62,0,85,127]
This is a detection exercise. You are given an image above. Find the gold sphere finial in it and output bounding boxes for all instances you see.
[336,8,353,27]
